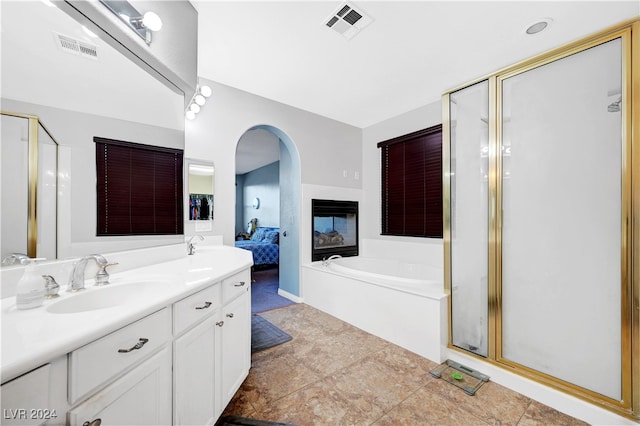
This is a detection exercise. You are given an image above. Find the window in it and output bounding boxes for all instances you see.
[377,125,442,238]
[95,137,184,236]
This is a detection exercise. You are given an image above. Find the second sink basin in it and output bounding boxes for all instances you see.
[46,280,170,314]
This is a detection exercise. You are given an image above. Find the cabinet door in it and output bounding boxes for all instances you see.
[219,290,251,408]
[174,316,217,426]
[1,364,50,426]
[67,347,171,426]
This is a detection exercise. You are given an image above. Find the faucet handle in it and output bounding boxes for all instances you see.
[42,275,60,298]
[95,263,118,286]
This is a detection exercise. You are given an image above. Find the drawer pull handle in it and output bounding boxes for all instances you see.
[118,338,149,353]
[233,281,246,287]
[226,312,234,318]
[216,321,224,327]
[83,418,102,426]
[195,301,212,310]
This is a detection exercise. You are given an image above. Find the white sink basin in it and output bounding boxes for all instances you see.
[46,280,169,314]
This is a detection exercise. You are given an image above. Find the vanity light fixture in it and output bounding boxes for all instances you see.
[185,85,212,120]
[99,0,163,45]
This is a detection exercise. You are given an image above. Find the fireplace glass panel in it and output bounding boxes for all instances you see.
[312,199,358,261]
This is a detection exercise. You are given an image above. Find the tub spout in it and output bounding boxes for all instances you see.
[322,254,342,267]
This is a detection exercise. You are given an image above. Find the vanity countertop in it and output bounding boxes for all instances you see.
[1,245,253,384]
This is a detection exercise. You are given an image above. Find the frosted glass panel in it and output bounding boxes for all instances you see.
[501,39,622,399]
[450,81,489,356]
[37,126,57,260]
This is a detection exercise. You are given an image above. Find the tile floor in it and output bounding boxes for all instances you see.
[223,303,588,426]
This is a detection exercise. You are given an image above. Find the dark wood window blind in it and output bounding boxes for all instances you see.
[95,137,184,236]
[377,125,443,238]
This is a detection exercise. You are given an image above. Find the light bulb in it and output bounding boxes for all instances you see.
[189,103,201,113]
[200,85,212,97]
[142,11,163,31]
[186,110,196,120]
[194,95,206,106]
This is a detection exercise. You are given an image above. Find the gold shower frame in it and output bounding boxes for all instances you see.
[442,18,639,420]
[1,111,58,259]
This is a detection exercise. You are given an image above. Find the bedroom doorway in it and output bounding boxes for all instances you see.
[234,125,301,312]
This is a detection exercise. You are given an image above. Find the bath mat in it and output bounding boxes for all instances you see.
[216,415,296,425]
[251,314,292,353]
[430,360,490,396]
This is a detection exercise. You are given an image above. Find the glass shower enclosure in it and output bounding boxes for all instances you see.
[445,21,638,419]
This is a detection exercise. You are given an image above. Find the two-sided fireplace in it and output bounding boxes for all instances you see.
[311,199,358,262]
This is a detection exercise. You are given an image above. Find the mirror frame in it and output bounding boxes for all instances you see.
[1,111,59,258]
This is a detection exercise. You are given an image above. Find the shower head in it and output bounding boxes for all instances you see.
[608,97,622,112]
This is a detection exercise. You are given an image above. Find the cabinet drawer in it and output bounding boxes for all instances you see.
[173,284,220,335]
[67,347,172,426]
[222,269,250,304]
[68,308,171,404]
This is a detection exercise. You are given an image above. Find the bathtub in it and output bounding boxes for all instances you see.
[302,256,448,362]
[326,256,443,297]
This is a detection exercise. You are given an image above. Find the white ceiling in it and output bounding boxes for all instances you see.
[4,1,638,175]
[194,0,639,129]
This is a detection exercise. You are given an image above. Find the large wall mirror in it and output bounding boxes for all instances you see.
[1,1,185,263]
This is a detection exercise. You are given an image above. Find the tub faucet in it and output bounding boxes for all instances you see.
[1,253,30,266]
[322,254,342,267]
[68,254,110,292]
[187,235,204,255]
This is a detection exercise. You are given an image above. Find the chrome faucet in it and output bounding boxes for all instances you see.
[42,275,60,298]
[68,254,111,291]
[322,254,342,266]
[1,253,30,266]
[187,235,204,255]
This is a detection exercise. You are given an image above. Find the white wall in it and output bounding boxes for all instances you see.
[185,79,362,246]
[361,100,442,246]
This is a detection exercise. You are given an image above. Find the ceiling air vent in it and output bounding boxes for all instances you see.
[324,2,372,40]
[54,32,98,60]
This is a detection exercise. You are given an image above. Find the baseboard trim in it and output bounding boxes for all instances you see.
[278,288,303,303]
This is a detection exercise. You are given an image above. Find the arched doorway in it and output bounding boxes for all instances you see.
[234,125,301,303]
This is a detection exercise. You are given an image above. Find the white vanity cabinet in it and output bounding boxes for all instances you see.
[66,308,173,426]
[0,364,52,426]
[68,308,172,404]
[173,268,251,426]
[218,278,251,411]
[173,284,220,426]
[67,348,172,426]
[0,259,253,426]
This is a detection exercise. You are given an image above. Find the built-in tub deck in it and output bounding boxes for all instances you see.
[302,256,448,362]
